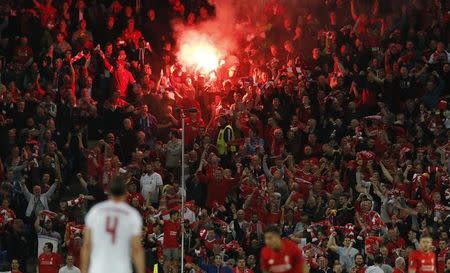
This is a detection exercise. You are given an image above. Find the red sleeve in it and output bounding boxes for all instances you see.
[291,242,303,272]
[408,251,417,272]
[196,172,209,183]
[260,248,269,271]
[129,71,136,84]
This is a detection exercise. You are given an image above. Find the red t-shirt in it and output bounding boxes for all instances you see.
[438,248,449,273]
[184,117,205,147]
[386,238,406,255]
[163,220,180,249]
[408,250,436,273]
[38,253,62,273]
[260,239,303,273]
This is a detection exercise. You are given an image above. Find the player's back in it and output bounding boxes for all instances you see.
[85,200,142,273]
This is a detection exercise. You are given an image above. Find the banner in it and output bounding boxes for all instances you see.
[37,235,59,257]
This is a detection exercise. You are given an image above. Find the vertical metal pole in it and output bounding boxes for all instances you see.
[180,111,185,273]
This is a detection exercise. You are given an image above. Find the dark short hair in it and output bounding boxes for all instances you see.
[109,176,127,197]
[45,242,54,252]
[420,235,433,240]
[374,254,384,264]
[264,225,281,235]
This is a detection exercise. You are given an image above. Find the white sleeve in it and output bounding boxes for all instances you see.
[156,174,163,186]
[85,208,96,229]
[130,211,143,236]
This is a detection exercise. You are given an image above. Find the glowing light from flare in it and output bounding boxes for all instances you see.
[177,31,222,74]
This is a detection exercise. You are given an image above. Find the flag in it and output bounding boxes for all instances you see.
[41,210,57,222]
[67,196,86,207]
[71,51,85,63]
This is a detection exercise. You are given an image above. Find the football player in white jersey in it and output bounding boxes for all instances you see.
[80,177,145,273]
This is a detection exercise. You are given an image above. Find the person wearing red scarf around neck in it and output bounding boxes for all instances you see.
[38,242,63,273]
[234,257,254,273]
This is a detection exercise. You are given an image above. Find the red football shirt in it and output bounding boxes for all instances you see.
[260,239,303,273]
[163,220,180,249]
[437,248,449,273]
[38,253,62,273]
[408,250,436,273]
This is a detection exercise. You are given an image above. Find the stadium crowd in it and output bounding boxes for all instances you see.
[0,0,450,273]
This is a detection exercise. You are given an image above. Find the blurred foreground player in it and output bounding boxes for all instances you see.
[80,177,145,273]
[408,236,436,273]
[260,225,303,273]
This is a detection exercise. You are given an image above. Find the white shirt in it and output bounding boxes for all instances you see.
[365,265,384,273]
[85,200,143,273]
[140,172,163,203]
[59,265,81,273]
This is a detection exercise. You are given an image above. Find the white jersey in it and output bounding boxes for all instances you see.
[85,200,143,273]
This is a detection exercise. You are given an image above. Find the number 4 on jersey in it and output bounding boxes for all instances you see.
[106,216,118,244]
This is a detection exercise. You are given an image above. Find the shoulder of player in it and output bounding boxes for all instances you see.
[122,202,143,220]
[283,238,300,249]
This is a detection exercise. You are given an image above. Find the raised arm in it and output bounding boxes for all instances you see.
[131,234,145,273]
[327,233,338,252]
[262,155,273,180]
[350,0,358,21]
[34,211,43,233]
[20,179,32,201]
[80,228,92,273]
[43,181,58,199]
[380,162,394,183]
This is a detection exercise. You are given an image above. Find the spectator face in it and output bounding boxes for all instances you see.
[426,81,435,92]
[318,256,328,268]
[43,243,52,254]
[11,259,19,271]
[146,163,154,173]
[213,255,222,266]
[123,119,132,130]
[6,170,13,181]
[213,169,223,180]
[59,201,67,210]
[66,255,74,266]
[33,185,42,196]
[400,67,408,77]
[343,237,352,247]
[312,48,320,59]
[42,173,50,184]
[264,231,281,249]
[56,33,64,43]
[443,64,450,73]
[355,255,364,266]
[2,199,9,209]
[333,264,342,273]
[437,42,445,53]
[445,260,450,271]
[127,19,135,30]
[147,9,156,20]
[144,64,152,75]
[247,255,256,267]
[439,240,447,251]
[395,258,405,270]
